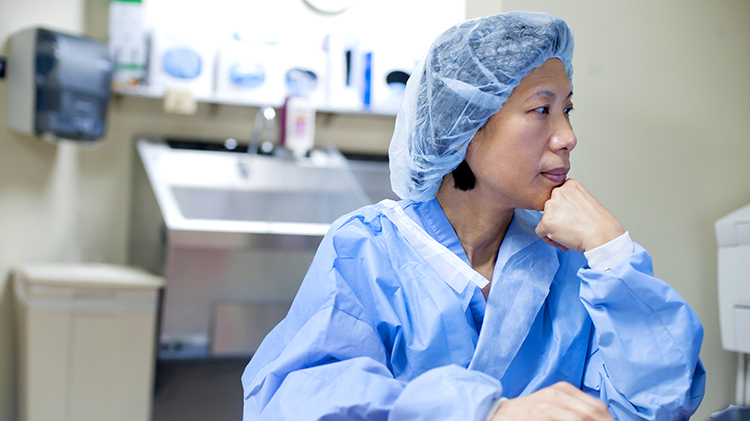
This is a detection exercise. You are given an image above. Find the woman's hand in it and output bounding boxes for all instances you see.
[491,382,614,421]
[535,179,625,252]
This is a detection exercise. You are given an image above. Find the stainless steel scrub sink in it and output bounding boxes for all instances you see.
[129,138,395,358]
[171,187,364,223]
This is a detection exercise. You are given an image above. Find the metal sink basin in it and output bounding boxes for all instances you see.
[129,138,395,358]
[171,187,364,224]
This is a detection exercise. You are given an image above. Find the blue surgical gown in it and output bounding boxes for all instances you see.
[242,199,706,420]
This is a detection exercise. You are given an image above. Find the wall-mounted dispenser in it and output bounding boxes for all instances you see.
[6,28,113,142]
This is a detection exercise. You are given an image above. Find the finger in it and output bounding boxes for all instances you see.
[493,384,614,421]
[544,400,611,421]
[536,405,592,421]
[536,220,569,252]
[549,383,613,420]
[544,404,612,421]
[534,217,554,241]
[541,236,569,252]
[560,397,612,421]
[493,395,591,421]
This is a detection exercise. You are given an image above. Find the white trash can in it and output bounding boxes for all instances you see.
[13,264,165,421]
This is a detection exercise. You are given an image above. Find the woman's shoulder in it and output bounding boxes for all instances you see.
[328,201,397,239]
[287,202,402,323]
[318,201,403,261]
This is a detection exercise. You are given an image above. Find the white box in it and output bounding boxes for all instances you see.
[14,264,165,421]
[148,30,216,99]
[214,39,286,107]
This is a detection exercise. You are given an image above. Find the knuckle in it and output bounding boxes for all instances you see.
[542,387,560,400]
[536,401,554,413]
[594,401,610,414]
[554,381,573,390]
[584,402,610,420]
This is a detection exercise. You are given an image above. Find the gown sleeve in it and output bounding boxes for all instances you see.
[241,214,504,421]
[578,243,706,421]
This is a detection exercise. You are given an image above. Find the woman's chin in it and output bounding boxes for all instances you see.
[529,190,554,212]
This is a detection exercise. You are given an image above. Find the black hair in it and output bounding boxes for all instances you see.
[451,160,476,191]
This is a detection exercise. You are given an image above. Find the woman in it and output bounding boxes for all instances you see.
[242,12,705,420]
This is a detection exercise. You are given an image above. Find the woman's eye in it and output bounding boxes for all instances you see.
[564,106,574,115]
[533,106,549,114]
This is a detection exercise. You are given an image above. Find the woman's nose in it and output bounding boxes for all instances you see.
[549,117,577,152]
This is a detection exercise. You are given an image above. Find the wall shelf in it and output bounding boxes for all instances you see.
[112,86,398,118]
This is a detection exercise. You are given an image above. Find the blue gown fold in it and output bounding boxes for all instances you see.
[242,199,705,420]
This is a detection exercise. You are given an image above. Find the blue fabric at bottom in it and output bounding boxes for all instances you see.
[242,199,705,420]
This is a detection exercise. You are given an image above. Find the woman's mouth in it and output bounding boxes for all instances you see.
[541,169,569,184]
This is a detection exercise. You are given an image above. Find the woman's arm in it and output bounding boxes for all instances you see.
[242,213,505,420]
[533,178,705,420]
[578,245,706,420]
[242,302,505,420]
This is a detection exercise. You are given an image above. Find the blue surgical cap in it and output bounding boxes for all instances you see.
[388,11,575,202]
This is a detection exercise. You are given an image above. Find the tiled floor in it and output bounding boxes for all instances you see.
[152,357,249,421]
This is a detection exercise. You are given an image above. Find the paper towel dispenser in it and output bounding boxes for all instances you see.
[6,27,113,142]
[716,203,750,353]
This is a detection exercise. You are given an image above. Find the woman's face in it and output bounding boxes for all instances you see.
[465,58,576,212]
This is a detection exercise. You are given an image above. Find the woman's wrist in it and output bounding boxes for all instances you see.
[485,397,508,421]
[584,231,633,271]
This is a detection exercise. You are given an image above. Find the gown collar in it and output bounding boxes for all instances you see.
[398,199,487,323]
[469,208,560,381]
[398,199,560,381]
[387,199,487,293]
[401,198,471,267]
[402,199,544,270]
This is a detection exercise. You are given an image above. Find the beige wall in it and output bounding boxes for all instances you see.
[469,1,749,420]
[0,0,747,419]
[0,1,85,418]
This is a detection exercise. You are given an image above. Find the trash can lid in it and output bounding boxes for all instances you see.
[13,263,165,289]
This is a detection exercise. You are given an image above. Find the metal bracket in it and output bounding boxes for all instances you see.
[739,352,749,406]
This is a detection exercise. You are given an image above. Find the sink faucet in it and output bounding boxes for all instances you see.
[249,106,276,156]
[240,106,277,179]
